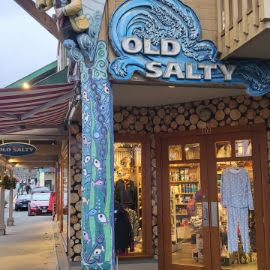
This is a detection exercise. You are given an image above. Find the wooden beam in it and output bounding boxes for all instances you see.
[34,145,60,156]
[1,125,67,135]
[14,162,56,168]
[8,155,58,162]
[14,0,63,42]
[0,134,67,141]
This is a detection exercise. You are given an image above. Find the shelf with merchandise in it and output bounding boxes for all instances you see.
[171,181,199,185]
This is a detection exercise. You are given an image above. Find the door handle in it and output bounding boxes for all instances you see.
[211,202,218,227]
[202,202,209,227]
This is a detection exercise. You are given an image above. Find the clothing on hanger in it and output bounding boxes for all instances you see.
[114,201,134,254]
[115,179,138,210]
[125,208,140,237]
[221,167,254,253]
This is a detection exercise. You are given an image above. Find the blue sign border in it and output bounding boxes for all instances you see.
[109,0,270,96]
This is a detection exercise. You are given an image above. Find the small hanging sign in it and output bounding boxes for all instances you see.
[0,142,37,157]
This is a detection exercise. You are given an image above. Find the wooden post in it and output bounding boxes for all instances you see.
[7,189,14,226]
[0,187,6,235]
[7,170,15,226]
[54,0,115,267]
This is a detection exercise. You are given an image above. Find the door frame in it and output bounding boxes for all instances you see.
[156,124,270,270]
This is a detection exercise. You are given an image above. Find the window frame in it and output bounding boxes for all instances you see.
[115,133,152,259]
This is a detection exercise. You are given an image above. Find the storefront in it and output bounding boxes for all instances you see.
[105,0,270,268]
[40,0,270,269]
[66,91,270,270]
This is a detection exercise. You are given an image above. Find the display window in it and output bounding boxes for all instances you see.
[114,135,152,257]
[159,125,269,270]
[169,162,203,266]
[217,160,256,268]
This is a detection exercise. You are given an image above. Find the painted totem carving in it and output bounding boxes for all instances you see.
[36,1,114,269]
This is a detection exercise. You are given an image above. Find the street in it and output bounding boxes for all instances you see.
[0,209,58,270]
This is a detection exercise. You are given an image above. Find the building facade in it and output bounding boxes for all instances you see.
[51,0,270,269]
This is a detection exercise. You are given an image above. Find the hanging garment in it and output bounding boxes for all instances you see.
[125,208,140,237]
[221,168,254,253]
[227,207,250,253]
[221,168,253,210]
[114,203,134,254]
[115,179,138,210]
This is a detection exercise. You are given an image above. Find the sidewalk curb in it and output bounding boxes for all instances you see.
[52,221,70,270]
[51,221,60,270]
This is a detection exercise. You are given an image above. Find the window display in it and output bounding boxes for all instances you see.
[216,141,232,158]
[169,142,204,266]
[217,161,257,269]
[114,143,142,255]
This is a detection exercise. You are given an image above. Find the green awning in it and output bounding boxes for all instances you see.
[35,67,68,86]
[6,61,57,88]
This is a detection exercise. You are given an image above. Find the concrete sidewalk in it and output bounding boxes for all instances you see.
[70,260,158,270]
[0,210,58,270]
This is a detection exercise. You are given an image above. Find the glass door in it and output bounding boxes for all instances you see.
[162,138,212,270]
[208,135,265,270]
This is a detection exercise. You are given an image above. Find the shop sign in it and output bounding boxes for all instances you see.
[0,143,36,157]
[109,0,270,96]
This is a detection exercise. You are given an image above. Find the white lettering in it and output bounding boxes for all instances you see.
[163,62,184,79]
[198,64,217,80]
[145,62,162,78]
[122,37,142,54]
[218,64,236,81]
[161,39,181,56]
[144,39,160,55]
[186,63,201,80]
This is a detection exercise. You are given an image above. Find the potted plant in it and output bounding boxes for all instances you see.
[0,175,17,190]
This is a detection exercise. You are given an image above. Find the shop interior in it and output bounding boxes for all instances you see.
[114,142,143,255]
[169,139,258,270]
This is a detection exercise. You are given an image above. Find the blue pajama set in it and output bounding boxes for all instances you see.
[221,168,254,253]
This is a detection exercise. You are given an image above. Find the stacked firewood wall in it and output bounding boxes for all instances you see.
[68,94,270,261]
[113,93,270,258]
[69,124,82,261]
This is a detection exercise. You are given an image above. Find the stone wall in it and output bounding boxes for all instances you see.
[69,125,82,262]
[68,93,270,261]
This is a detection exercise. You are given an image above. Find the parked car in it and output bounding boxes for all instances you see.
[15,194,31,211]
[28,193,51,216]
[31,186,50,194]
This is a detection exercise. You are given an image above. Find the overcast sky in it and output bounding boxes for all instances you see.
[0,0,58,87]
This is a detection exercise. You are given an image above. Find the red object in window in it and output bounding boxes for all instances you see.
[48,192,56,211]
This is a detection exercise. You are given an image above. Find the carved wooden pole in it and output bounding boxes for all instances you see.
[62,2,114,270]
[64,40,115,268]
[35,0,114,267]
